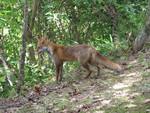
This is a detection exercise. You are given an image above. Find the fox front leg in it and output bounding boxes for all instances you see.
[56,64,60,82]
[59,63,63,81]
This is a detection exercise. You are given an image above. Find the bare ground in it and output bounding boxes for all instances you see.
[0,50,150,113]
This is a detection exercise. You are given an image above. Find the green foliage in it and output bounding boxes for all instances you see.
[0,76,6,82]
[142,71,149,77]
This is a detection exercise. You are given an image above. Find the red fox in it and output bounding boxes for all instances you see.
[35,36,123,81]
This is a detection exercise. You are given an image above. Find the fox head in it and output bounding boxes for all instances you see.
[35,36,48,54]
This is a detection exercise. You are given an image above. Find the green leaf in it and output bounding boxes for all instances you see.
[20,0,26,2]
[0,76,6,82]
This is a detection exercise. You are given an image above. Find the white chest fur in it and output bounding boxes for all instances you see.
[43,46,54,62]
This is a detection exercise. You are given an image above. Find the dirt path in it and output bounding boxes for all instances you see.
[0,50,150,113]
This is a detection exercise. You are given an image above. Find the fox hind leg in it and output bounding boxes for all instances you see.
[81,63,93,79]
[78,52,93,78]
[93,62,100,76]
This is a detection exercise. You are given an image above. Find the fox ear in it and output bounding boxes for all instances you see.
[40,36,48,44]
[44,36,48,41]
[35,37,39,41]
[35,34,40,41]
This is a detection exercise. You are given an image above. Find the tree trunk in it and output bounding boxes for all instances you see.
[17,1,28,94]
[27,0,40,63]
[133,0,150,52]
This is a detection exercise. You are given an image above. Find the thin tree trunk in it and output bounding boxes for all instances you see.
[17,1,28,94]
[27,0,40,62]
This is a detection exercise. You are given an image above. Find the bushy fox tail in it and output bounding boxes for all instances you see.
[96,53,123,74]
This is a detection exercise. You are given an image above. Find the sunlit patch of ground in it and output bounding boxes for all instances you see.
[1,50,150,113]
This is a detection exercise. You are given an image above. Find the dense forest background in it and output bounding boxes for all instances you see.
[0,0,149,98]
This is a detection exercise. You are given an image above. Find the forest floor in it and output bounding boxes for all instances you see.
[0,49,150,113]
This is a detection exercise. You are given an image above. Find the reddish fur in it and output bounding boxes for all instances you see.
[35,37,123,82]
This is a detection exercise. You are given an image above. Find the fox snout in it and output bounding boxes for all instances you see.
[34,51,39,54]
[34,49,42,54]
[116,66,124,74]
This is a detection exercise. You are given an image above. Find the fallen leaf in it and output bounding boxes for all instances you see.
[73,88,79,95]
[34,86,41,94]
